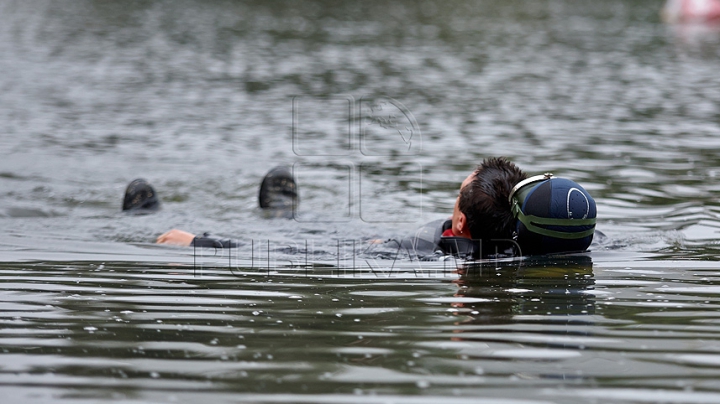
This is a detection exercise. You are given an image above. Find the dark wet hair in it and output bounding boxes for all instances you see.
[122,179,160,212]
[458,157,527,243]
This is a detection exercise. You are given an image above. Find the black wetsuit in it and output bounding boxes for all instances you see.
[191,233,240,249]
[189,220,517,259]
[398,219,602,259]
[399,219,517,260]
[189,220,475,256]
[190,219,598,258]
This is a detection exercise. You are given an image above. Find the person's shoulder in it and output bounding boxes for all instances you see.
[398,219,449,257]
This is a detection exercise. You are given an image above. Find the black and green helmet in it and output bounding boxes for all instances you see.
[509,174,597,255]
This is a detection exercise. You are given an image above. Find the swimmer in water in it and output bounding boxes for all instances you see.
[401,159,597,259]
[401,157,530,259]
[150,158,597,257]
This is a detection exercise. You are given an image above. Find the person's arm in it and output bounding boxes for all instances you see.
[156,229,195,246]
[156,229,240,248]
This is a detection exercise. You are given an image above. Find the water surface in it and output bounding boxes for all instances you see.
[2,0,720,402]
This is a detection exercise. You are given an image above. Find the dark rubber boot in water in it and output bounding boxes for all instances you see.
[122,178,160,212]
[258,166,297,218]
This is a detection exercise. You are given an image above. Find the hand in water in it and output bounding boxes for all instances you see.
[156,229,195,246]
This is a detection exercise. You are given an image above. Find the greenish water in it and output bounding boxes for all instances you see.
[2,0,720,402]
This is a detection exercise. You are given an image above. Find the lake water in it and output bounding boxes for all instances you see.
[2,0,720,402]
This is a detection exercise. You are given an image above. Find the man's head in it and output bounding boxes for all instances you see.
[452,157,527,242]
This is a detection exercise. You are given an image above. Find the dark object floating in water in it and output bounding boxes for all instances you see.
[258,166,298,211]
[122,178,160,212]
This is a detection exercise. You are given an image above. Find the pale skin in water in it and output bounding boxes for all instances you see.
[451,171,474,240]
[155,171,476,246]
[156,229,196,246]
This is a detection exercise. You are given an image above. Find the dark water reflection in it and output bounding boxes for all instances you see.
[3,255,720,402]
[2,0,720,402]
[455,256,596,322]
